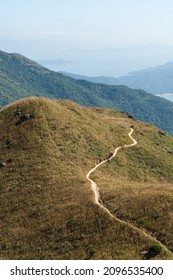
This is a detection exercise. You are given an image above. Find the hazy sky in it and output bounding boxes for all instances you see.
[1,0,173,75]
[1,0,173,46]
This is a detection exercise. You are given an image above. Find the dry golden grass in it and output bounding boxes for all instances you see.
[0,97,173,259]
[93,119,173,254]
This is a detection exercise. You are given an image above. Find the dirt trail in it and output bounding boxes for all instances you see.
[86,128,136,205]
[86,128,172,254]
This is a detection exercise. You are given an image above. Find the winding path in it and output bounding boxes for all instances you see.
[86,128,172,254]
[86,128,137,205]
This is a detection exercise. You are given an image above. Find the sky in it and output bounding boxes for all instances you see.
[1,0,173,76]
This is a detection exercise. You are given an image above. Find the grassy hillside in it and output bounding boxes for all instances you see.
[0,97,173,260]
[1,50,173,135]
[93,118,173,254]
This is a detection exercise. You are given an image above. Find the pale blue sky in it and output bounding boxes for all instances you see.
[1,0,173,75]
[1,0,173,46]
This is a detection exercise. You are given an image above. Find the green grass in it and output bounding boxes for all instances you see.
[0,97,173,259]
[1,50,173,135]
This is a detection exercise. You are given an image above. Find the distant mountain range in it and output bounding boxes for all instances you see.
[1,50,173,135]
[61,62,173,94]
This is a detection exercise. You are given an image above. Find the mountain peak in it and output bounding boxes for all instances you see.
[1,96,173,259]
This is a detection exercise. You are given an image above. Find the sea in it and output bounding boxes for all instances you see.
[156,93,173,102]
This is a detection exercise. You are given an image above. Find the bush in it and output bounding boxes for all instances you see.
[88,247,96,258]
[148,244,162,258]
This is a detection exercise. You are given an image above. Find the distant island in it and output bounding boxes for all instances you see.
[61,62,173,96]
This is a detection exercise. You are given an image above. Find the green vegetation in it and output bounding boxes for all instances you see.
[148,244,162,258]
[65,62,173,94]
[0,97,173,260]
[88,247,97,259]
[109,62,173,94]
[1,50,173,135]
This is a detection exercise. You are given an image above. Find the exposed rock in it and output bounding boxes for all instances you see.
[14,109,22,116]
[140,250,148,258]
[166,150,173,154]
[0,162,7,168]
[16,114,32,125]
[20,114,31,121]
[126,112,133,118]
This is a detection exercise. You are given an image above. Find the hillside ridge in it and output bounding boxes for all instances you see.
[1,97,173,259]
[1,50,173,135]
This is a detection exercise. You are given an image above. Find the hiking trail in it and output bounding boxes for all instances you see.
[86,127,172,254]
[86,128,137,205]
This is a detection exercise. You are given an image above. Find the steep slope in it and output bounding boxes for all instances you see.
[114,62,173,94]
[0,97,173,260]
[64,62,173,94]
[92,117,173,254]
[1,50,173,135]
[0,50,98,108]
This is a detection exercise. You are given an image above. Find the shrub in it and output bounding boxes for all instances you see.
[88,247,96,258]
[147,244,162,258]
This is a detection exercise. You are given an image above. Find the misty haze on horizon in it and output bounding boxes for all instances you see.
[2,40,173,77]
[1,0,173,76]
[36,44,173,77]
